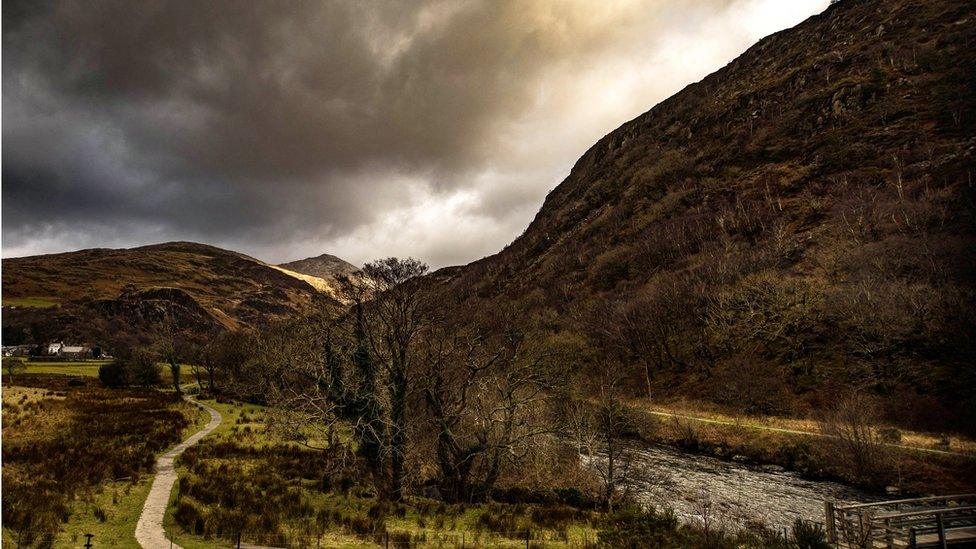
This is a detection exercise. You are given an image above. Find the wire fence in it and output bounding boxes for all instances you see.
[6,529,601,548]
[169,529,601,548]
[8,520,825,547]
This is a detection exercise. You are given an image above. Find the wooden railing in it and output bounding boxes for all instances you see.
[825,494,976,548]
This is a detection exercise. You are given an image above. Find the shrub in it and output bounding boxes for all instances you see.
[791,519,830,549]
[98,361,130,387]
[129,348,162,388]
[820,393,891,483]
[597,505,679,548]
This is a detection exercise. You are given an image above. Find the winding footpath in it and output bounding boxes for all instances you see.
[135,395,221,549]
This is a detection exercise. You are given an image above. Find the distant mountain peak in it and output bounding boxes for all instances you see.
[278,253,360,280]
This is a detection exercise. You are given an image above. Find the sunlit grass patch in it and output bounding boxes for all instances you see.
[2,296,59,308]
[53,477,154,549]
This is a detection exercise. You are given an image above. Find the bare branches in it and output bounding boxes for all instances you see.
[418,322,556,502]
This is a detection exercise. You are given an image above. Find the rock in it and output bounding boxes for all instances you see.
[760,464,786,474]
[732,455,749,463]
[885,486,901,495]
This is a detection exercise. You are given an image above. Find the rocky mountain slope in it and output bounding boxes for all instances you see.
[440,0,976,430]
[1,242,341,346]
[278,254,359,288]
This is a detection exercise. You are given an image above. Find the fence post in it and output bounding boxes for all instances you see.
[858,510,871,549]
[525,530,530,549]
[825,501,837,544]
[84,533,94,549]
[937,514,947,549]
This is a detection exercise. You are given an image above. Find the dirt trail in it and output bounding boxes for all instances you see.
[135,395,221,549]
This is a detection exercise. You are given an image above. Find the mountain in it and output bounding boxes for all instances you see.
[279,254,362,288]
[441,0,976,429]
[1,242,341,346]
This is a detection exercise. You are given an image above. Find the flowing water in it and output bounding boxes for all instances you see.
[584,441,880,532]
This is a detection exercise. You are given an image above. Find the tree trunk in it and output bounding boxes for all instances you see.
[389,365,408,501]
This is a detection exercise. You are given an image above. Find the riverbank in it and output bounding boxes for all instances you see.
[625,399,976,496]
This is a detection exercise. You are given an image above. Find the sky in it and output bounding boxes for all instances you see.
[2,0,829,268]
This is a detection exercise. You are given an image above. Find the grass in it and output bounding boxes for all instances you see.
[1,296,59,308]
[52,477,154,548]
[24,362,108,377]
[44,391,213,549]
[3,357,185,385]
[4,357,110,378]
[625,398,976,494]
[1,374,198,547]
[628,398,976,455]
[163,396,600,548]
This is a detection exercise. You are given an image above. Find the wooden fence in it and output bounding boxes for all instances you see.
[825,494,976,548]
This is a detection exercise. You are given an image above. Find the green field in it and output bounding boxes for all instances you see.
[1,296,59,308]
[2,358,187,385]
[3,357,110,378]
[26,361,110,377]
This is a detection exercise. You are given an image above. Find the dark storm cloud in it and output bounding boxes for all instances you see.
[2,0,828,266]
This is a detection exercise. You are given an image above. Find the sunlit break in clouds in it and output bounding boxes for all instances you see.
[2,0,829,267]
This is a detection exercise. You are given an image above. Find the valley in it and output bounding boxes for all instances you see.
[3,0,976,547]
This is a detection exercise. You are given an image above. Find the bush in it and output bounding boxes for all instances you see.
[597,505,679,548]
[129,348,162,388]
[791,519,830,549]
[98,361,130,388]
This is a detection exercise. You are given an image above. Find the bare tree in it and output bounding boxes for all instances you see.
[691,487,727,545]
[263,258,431,501]
[569,371,637,511]
[198,330,253,395]
[357,257,431,500]
[153,340,183,395]
[259,319,350,452]
[820,392,890,483]
[420,325,553,502]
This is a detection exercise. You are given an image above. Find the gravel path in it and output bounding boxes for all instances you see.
[135,395,221,549]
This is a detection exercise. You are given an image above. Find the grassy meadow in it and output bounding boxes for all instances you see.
[163,396,603,548]
[0,374,202,548]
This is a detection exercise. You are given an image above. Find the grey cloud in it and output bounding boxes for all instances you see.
[3,0,826,266]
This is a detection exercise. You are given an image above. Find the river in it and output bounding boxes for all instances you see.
[583,441,880,532]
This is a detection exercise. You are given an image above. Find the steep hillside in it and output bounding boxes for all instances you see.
[443,0,976,429]
[1,242,339,346]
